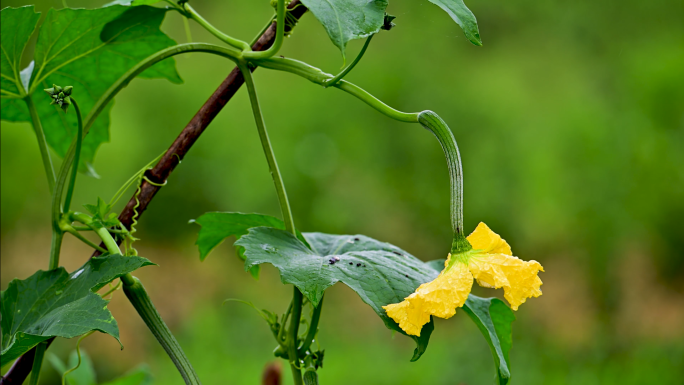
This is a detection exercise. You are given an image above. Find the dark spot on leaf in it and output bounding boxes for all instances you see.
[356,263,361,267]
[354,237,360,241]
[405,274,409,278]
[392,251,402,256]
[349,262,353,265]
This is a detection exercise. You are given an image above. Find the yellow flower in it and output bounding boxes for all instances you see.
[383,222,544,336]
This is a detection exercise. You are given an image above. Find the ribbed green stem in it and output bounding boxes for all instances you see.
[417,111,471,253]
[238,62,296,234]
[28,341,47,385]
[288,287,304,385]
[242,0,285,59]
[123,277,202,385]
[24,95,55,194]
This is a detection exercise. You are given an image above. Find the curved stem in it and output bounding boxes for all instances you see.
[251,56,420,122]
[238,62,296,234]
[243,0,285,60]
[52,45,241,215]
[63,98,83,214]
[324,35,374,87]
[417,111,470,253]
[288,287,304,385]
[250,14,276,47]
[298,295,324,355]
[25,96,56,193]
[333,81,419,122]
[183,3,250,51]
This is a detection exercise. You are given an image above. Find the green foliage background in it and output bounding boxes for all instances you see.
[1,0,683,384]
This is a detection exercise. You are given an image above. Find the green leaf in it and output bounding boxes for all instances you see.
[463,297,515,384]
[426,259,515,384]
[192,212,310,278]
[105,0,164,6]
[0,255,154,366]
[0,7,41,99]
[1,5,181,171]
[427,0,482,46]
[299,0,388,60]
[101,365,153,385]
[235,227,437,361]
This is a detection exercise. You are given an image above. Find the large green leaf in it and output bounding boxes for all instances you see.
[235,227,436,361]
[0,6,41,99]
[0,255,154,367]
[427,0,482,46]
[0,5,181,171]
[300,0,388,60]
[426,259,515,384]
[192,212,310,278]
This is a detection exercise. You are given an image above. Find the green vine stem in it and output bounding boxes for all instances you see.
[288,287,305,385]
[24,96,56,194]
[418,111,470,253]
[324,34,374,87]
[182,3,250,51]
[69,212,201,384]
[238,62,296,234]
[298,295,324,355]
[27,341,47,385]
[242,0,285,60]
[122,277,201,385]
[48,94,83,270]
[63,98,84,214]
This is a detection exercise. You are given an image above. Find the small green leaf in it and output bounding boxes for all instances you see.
[300,0,388,60]
[426,258,515,384]
[0,7,41,99]
[1,5,181,171]
[427,0,482,46]
[100,365,153,385]
[0,255,154,366]
[192,212,309,278]
[235,227,438,360]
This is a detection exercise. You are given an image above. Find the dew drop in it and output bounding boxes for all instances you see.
[261,244,277,253]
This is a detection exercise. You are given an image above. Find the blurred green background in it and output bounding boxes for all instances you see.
[2,0,683,384]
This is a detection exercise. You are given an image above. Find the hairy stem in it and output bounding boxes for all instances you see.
[24,96,56,194]
[325,35,374,87]
[238,63,296,234]
[288,288,304,385]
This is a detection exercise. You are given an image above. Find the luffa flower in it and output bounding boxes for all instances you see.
[383,222,543,336]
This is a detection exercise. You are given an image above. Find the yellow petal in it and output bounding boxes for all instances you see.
[467,222,512,255]
[468,253,544,310]
[383,255,473,336]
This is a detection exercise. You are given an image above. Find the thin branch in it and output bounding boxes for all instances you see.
[0,3,308,384]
